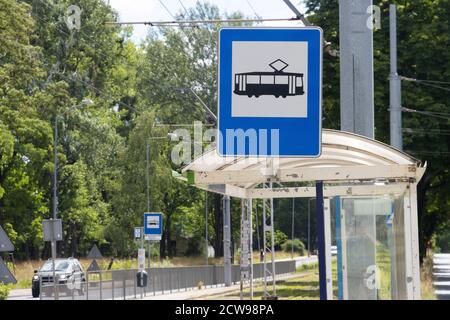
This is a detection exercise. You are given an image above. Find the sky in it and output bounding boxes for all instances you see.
[106,0,307,44]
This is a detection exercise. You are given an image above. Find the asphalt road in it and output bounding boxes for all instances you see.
[7,288,38,300]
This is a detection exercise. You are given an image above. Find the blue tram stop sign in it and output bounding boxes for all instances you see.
[217,27,323,157]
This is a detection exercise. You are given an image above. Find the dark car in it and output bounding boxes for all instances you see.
[32,258,86,298]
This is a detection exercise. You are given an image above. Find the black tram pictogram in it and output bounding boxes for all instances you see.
[233,59,305,98]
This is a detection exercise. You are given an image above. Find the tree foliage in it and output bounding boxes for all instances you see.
[0,0,448,264]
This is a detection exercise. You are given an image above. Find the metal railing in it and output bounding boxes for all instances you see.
[39,260,296,300]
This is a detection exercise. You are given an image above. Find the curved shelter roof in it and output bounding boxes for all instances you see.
[182,129,426,198]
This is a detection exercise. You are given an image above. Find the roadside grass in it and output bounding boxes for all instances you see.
[206,260,337,300]
[420,255,436,300]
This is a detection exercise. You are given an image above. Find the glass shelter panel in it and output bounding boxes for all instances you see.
[336,193,408,300]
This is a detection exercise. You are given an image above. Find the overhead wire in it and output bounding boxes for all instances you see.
[30,0,214,119]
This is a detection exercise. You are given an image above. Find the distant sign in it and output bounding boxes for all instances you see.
[42,219,63,242]
[144,213,162,241]
[0,225,14,252]
[87,244,103,260]
[0,256,16,285]
[87,259,101,272]
[217,27,323,157]
[134,227,142,239]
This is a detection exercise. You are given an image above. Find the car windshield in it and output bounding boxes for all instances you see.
[40,260,71,272]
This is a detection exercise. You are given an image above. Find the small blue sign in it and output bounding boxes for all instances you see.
[144,213,162,237]
[218,27,323,157]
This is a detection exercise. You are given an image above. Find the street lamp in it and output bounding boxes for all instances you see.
[145,132,177,269]
[51,98,92,299]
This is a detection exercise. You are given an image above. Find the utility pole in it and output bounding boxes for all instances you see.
[52,116,58,300]
[205,191,208,266]
[52,99,92,299]
[145,134,177,268]
[389,4,403,150]
[339,0,375,139]
[146,141,151,270]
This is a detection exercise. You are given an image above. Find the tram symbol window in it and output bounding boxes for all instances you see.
[234,59,305,99]
[146,216,159,229]
[231,41,308,118]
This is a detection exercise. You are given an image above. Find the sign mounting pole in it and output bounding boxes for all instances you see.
[339,0,374,139]
[389,4,402,150]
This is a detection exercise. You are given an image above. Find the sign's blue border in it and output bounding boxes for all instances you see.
[217,27,323,157]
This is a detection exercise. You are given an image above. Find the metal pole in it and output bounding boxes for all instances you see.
[249,199,253,300]
[141,227,144,299]
[255,203,260,255]
[223,195,231,286]
[146,140,150,213]
[52,116,58,300]
[339,0,374,138]
[205,191,208,266]
[291,198,295,259]
[316,181,327,300]
[308,199,311,257]
[389,4,402,150]
[146,141,152,271]
[269,189,276,296]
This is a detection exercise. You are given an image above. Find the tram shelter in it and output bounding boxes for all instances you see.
[181,129,425,300]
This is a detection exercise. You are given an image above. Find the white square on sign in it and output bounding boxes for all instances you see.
[231,41,308,118]
[146,216,159,229]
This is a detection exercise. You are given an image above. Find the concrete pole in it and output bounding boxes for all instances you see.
[146,141,151,270]
[339,0,374,139]
[389,4,403,150]
[205,191,208,266]
[223,195,232,286]
[52,116,58,300]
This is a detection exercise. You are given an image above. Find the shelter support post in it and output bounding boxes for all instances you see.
[405,182,421,299]
[324,198,333,299]
[316,181,329,300]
